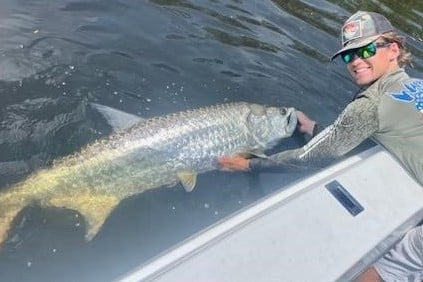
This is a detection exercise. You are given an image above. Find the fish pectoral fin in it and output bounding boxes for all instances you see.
[177,170,197,192]
[248,150,268,159]
[235,147,268,159]
[49,194,120,241]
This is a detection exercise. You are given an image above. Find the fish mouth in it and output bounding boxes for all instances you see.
[287,109,297,133]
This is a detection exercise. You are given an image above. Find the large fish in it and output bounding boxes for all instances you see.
[0,102,297,249]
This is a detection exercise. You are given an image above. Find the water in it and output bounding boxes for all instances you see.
[0,0,421,281]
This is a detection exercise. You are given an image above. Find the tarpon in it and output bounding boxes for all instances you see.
[0,102,297,250]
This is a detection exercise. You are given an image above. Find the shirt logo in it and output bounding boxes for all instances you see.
[390,80,423,112]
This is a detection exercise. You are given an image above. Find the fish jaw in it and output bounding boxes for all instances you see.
[285,107,298,136]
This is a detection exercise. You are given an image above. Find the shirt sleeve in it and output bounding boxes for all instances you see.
[250,96,379,171]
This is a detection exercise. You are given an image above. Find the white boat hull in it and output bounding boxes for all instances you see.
[119,145,423,282]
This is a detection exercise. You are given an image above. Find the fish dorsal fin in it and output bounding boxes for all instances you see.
[90,103,144,131]
[177,170,197,192]
[48,193,120,241]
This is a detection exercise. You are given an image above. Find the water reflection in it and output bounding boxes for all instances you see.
[0,0,422,281]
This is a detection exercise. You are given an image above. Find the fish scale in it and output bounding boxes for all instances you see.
[0,102,297,250]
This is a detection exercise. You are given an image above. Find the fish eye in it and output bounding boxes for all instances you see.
[279,108,287,115]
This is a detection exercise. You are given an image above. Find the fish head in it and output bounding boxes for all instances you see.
[246,104,297,149]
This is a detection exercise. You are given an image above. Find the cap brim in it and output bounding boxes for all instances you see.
[330,35,380,61]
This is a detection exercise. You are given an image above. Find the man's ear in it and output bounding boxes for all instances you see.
[389,42,401,61]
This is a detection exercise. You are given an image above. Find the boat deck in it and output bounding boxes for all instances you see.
[119,145,423,282]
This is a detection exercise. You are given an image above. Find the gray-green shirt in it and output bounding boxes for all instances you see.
[251,69,423,186]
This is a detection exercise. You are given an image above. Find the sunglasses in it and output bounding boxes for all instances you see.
[341,41,392,64]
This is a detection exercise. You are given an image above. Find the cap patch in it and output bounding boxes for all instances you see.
[342,14,377,46]
[343,20,362,42]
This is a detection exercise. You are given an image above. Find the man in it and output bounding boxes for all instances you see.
[219,11,423,281]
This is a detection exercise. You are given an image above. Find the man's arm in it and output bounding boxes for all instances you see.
[250,97,379,171]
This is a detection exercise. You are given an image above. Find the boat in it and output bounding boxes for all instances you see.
[117,144,423,281]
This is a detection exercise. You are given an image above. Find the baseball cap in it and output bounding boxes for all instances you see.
[331,11,394,60]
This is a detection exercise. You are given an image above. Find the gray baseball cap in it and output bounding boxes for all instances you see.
[331,11,394,60]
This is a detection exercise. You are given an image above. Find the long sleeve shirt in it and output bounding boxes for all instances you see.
[250,69,423,187]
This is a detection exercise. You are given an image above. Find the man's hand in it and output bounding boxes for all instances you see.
[296,110,316,136]
[218,156,250,172]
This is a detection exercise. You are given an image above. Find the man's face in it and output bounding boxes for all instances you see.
[346,40,400,86]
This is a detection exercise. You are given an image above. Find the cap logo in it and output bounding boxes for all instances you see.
[342,20,362,44]
[342,20,362,42]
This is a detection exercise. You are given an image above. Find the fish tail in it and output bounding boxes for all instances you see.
[0,188,30,251]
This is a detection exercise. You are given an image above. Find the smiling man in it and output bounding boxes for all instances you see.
[219,10,423,281]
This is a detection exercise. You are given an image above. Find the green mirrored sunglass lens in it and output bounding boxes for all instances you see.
[361,49,371,58]
[341,53,353,63]
[360,44,376,59]
[340,43,378,63]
